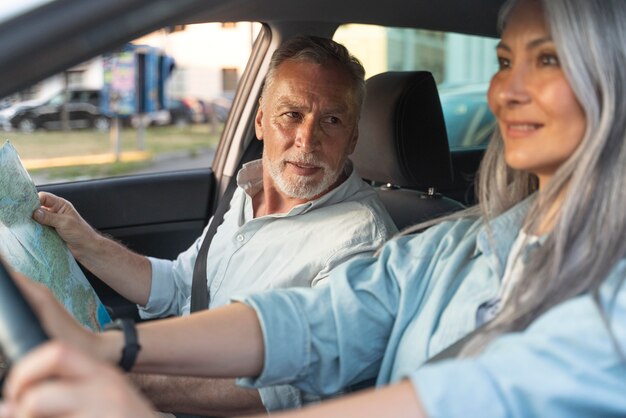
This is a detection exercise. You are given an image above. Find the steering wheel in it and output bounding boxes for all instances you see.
[0,258,48,365]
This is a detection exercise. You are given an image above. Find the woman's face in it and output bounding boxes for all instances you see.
[487,0,586,188]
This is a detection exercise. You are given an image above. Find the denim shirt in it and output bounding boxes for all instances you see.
[236,198,626,417]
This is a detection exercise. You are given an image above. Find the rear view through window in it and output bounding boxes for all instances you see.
[0,22,261,185]
[334,25,498,150]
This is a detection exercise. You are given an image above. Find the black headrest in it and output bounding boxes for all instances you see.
[352,71,453,190]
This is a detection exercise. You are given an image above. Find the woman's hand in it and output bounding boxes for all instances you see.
[0,342,155,418]
[10,272,98,354]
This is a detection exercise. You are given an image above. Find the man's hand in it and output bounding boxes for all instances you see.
[32,191,152,306]
[32,192,98,260]
[0,342,155,418]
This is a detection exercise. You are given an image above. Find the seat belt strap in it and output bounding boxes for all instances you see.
[189,140,263,313]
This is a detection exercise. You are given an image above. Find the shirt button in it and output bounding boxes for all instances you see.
[236,234,245,242]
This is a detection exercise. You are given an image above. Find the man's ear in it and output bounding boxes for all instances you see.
[254,106,264,141]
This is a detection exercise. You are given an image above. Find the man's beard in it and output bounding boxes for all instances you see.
[263,152,343,200]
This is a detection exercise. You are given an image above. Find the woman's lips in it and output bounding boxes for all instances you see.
[504,122,544,138]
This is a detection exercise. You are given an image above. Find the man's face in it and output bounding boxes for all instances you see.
[255,60,359,200]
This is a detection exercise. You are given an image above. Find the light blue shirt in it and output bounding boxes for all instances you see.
[140,159,396,318]
[138,159,396,411]
[236,197,626,417]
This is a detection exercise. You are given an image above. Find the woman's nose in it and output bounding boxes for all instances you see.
[495,65,531,107]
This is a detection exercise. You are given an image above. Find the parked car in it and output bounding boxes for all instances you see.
[167,97,204,126]
[0,98,44,131]
[210,93,234,122]
[10,89,110,132]
[439,84,496,150]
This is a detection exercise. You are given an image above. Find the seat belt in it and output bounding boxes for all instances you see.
[189,139,263,313]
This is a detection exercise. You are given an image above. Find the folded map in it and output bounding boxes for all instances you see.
[0,141,111,331]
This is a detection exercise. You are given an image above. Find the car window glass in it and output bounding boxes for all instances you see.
[1,22,261,185]
[334,25,498,150]
[0,0,53,24]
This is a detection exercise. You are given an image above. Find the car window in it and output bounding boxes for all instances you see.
[1,22,261,185]
[334,25,498,150]
[0,0,53,24]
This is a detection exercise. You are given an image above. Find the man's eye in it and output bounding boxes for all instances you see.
[323,116,340,124]
[286,112,301,119]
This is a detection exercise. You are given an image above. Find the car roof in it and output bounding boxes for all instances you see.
[0,0,505,98]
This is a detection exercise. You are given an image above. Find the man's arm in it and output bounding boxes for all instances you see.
[33,191,152,306]
[130,374,265,416]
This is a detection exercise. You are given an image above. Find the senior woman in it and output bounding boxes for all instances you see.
[2,0,626,416]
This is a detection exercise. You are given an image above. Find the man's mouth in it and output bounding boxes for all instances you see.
[285,161,322,176]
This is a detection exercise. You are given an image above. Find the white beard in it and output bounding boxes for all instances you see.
[263,152,343,200]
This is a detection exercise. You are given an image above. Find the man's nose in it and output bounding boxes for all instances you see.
[295,117,320,152]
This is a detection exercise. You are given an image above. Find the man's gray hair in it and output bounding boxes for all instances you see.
[262,35,366,117]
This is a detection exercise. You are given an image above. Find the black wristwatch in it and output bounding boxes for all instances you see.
[104,318,141,372]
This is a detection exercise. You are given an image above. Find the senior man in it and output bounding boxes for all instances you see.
[33,35,396,415]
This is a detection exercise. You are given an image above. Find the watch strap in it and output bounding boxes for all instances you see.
[106,318,141,372]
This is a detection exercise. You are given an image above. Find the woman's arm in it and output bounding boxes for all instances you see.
[0,343,427,418]
[260,380,427,418]
[12,272,266,378]
[123,303,265,377]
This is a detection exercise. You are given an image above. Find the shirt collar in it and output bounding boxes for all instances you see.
[235,158,362,218]
[476,195,536,278]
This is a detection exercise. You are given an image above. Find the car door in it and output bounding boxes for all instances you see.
[39,169,216,317]
[34,93,64,129]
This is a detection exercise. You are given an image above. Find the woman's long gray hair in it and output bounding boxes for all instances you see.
[408,0,626,355]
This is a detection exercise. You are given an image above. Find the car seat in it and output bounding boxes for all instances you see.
[352,71,465,230]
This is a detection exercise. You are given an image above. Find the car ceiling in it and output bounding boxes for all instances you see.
[0,0,505,98]
[185,0,505,37]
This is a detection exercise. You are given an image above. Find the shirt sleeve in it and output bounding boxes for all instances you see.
[311,204,396,288]
[138,221,212,319]
[412,266,626,418]
[235,240,408,395]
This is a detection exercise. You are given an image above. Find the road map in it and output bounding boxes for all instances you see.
[0,141,110,331]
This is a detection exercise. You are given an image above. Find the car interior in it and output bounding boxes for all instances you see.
[352,70,465,230]
[0,0,504,316]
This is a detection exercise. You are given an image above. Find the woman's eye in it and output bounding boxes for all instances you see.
[539,53,560,67]
[497,56,511,70]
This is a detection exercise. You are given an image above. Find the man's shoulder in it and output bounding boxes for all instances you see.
[304,196,397,242]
